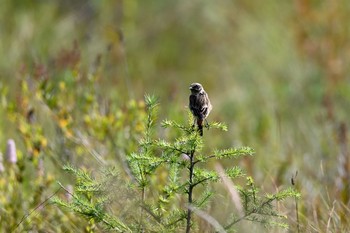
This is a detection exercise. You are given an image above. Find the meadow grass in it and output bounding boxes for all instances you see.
[1,1,350,232]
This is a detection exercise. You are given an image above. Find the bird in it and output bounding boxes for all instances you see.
[189,83,212,136]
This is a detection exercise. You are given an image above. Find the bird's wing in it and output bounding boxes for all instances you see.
[190,93,208,119]
[200,105,209,118]
[189,94,200,117]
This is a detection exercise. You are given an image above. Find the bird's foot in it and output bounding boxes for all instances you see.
[205,120,210,130]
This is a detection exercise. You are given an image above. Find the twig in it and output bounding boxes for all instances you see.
[12,187,62,232]
[291,171,300,233]
[223,198,274,230]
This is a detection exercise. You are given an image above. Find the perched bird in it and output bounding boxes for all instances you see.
[189,83,212,136]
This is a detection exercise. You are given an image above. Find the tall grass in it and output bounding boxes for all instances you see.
[0,1,350,232]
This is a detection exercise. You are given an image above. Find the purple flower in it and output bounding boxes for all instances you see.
[6,139,17,164]
[0,152,4,172]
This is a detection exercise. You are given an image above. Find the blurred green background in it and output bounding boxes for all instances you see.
[1,0,350,232]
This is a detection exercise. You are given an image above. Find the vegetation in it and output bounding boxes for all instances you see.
[51,95,298,232]
[1,1,350,232]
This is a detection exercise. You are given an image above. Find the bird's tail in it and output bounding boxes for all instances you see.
[197,118,203,136]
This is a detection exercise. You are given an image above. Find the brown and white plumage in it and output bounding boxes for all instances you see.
[189,83,212,136]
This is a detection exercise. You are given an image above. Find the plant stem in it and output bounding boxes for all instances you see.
[295,194,300,233]
[186,151,195,233]
[140,187,145,233]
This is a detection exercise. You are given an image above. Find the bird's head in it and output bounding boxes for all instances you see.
[189,83,203,94]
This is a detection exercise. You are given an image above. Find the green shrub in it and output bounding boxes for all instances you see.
[52,95,298,232]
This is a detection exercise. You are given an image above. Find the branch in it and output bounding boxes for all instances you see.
[192,177,213,188]
[223,197,276,230]
[140,204,162,224]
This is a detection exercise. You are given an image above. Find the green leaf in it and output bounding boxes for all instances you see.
[161,119,193,134]
[208,121,228,131]
[213,147,254,159]
[225,166,244,178]
[193,168,220,185]
[193,189,214,208]
[144,94,159,109]
[265,187,300,201]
